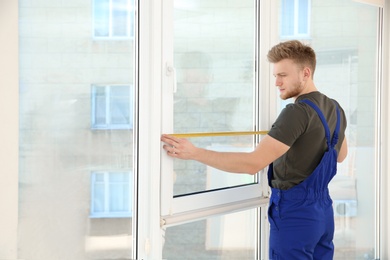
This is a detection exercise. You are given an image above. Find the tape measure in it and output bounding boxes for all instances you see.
[170,131,268,138]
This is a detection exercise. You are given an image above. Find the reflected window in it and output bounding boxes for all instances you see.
[277,0,379,257]
[93,0,134,39]
[163,208,257,259]
[91,85,133,130]
[90,172,133,218]
[280,0,310,39]
[171,0,257,196]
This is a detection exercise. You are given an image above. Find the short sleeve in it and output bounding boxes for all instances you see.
[268,103,309,146]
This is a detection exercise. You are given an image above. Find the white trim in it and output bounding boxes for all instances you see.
[168,184,265,217]
[259,2,279,257]
[265,0,280,125]
[136,0,164,259]
[162,197,269,227]
[380,1,390,259]
[375,7,384,259]
[160,0,175,218]
[0,0,18,258]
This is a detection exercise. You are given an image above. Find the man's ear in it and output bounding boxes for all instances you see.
[303,67,311,79]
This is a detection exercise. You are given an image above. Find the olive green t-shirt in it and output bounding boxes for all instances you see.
[267,91,347,190]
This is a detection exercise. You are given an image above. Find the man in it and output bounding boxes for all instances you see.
[161,40,348,260]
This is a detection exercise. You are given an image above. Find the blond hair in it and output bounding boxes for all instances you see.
[267,40,316,77]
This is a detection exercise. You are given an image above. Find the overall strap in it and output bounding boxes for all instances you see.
[300,99,340,149]
[331,102,341,147]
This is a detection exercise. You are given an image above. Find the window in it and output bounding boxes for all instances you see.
[90,172,133,218]
[280,0,311,39]
[91,85,133,130]
[163,208,258,260]
[277,0,380,258]
[93,0,134,39]
[18,0,137,257]
[160,0,267,232]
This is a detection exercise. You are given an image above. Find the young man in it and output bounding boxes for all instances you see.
[161,40,348,260]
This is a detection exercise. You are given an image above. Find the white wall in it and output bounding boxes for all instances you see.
[0,0,18,259]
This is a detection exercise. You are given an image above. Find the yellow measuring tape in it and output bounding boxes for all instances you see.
[170,130,269,138]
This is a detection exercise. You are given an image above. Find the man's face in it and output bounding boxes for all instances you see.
[272,59,305,100]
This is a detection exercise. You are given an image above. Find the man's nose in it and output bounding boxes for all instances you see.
[275,78,282,86]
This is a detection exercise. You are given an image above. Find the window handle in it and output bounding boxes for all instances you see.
[166,63,177,93]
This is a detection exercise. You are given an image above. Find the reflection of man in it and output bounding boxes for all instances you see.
[162,40,348,259]
[173,51,240,194]
[176,51,213,101]
[175,51,235,132]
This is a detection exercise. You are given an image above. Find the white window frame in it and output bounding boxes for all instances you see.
[159,0,272,227]
[280,0,311,39]
[93,0,134,39]
[90,171,133,218]
[91,84,134,130]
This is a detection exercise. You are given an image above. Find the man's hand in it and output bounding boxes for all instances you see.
[161,134,200,160]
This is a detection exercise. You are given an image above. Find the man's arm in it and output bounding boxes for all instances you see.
[337,137,348,163]
[161,134,290,175]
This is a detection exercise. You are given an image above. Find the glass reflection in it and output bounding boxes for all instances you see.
[277,0,378,258]
[163,209,257,260]
[18,0,135,259]
[173,0,256,196]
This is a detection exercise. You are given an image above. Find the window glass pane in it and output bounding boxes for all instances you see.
[163,208,258,259]
[277,0,378,258]
[94,0,110,37]
[298,0,309,34]
[173,0,256,196]
[110,85,131,125]
[93,86,107,125]
[109,171,129,182]
[109,183,129,212]
[281,0,295,36]
[109,172,130,213]
[18,0,136,258]
[93,182,105,213]
[95,173,105,182]
[92,85,132,129]
[112,0,129,37]
[110,106,130,124]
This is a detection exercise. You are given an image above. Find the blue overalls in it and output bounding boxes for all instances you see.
[267,99,341,260]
